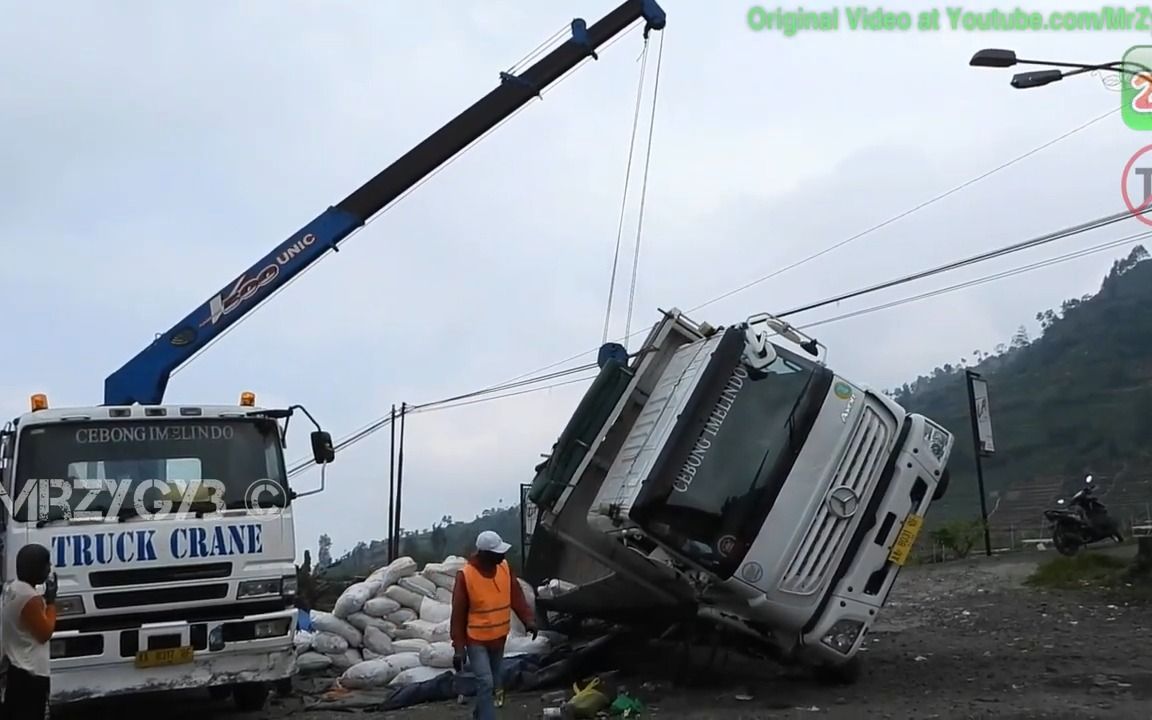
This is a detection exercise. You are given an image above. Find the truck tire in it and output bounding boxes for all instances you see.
[232,682,269,712]
[207,685,232,701]
[813,656,862,686]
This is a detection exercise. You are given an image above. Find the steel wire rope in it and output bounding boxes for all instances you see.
[624,29,664,342]
[481,106,1122,387]
[286,225,1152,477]
[168,21,645,380]
[601,34,653,343]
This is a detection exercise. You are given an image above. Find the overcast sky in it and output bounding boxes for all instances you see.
[2,2,1148,560]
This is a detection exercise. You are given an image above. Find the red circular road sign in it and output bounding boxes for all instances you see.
[1121,144,1152,227]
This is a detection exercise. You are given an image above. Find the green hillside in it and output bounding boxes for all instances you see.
[891,245,1152,528]
[322,245,1152,573]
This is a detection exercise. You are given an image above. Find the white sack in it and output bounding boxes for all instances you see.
[419,642,455,669]
[312,611,363,648]
[395,619,438,643]
[311,631,348,655]
[504,635,550,657]
[385,652,423,673]
[430,620,451,644]
[296,651,332,672]
[389,666,451,688]
[435,587,454,605]
[418,598,452,624]
[391,638,431,654]
[363,626,394,657]
[293,630,315,654]
[385,585,426,612]
[363,597,402,618]
[333,580,382,619]
[362,648,383,661]
[366,556,418,587]
[424,570,457,592]
[398,575,438,600]
[331,648,363,670]
[339,658,400,689]
[346,612,394,634]
[387,609,417,625]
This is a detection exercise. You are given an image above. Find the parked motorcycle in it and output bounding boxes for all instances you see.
[1042,475,1123,556]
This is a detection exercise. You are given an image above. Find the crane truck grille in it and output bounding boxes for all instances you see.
[778,403,893,595]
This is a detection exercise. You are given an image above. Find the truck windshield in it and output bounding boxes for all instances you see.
[11,418,287,523]
[631,344,832,578]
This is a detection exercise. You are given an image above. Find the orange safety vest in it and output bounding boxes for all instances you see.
[461,560,512,642]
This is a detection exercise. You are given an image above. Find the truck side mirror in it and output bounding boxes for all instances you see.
[311,431,335,464]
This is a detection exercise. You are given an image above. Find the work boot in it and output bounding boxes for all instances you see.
[494,689,505,708]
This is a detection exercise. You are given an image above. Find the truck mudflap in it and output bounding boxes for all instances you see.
[49,607,296,704]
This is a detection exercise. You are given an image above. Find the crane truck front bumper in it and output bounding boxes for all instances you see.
[48,607,296,704]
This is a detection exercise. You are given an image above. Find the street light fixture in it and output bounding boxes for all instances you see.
[969,47,1151,89]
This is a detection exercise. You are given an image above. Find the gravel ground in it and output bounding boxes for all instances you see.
[51,546,1152,719]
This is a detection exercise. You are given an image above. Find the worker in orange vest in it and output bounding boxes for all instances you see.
[450,530,537,720]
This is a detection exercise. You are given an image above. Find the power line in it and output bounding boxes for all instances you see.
[688,106,1120,315]
[285,225,1146,479]
[776,206,1144,318]
[286,208,1150,476]
[285,363,597,476]
[794,231,1152,333]
[481,106,1121,387]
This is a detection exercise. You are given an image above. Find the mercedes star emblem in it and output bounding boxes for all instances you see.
[827,485,860,519]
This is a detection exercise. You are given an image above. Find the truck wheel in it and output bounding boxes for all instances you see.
[813,656,862,686]
[207,685,232,701]
[232,682,269,712]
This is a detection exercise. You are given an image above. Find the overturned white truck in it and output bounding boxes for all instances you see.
[523,308,954,680]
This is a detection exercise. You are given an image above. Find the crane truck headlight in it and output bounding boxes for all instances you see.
[923,421,951,463]
[54,595,85,617]
[237,578,282,599]
[821,619,865,654]
[281,574,298,598]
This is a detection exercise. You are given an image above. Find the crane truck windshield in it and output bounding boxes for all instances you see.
[631,345,832,579]
[11,418,288,524]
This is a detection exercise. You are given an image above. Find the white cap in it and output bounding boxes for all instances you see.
[476,530,511,554]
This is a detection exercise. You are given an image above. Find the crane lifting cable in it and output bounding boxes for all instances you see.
[599,29,665,369]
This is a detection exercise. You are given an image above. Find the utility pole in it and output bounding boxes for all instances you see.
[388,404,397,563]
[965,370,996,557]
[395,402,407,559]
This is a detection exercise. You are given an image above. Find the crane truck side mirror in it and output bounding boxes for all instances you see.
[311,431,335,464]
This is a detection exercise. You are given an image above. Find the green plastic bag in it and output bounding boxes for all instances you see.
[610,692,645,716]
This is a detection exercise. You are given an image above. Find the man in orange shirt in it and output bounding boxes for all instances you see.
[1,543,58,719]
[450,531,536,720]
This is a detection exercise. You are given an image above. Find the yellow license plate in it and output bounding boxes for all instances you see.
[887,513,924,566]
[135,646,194,669]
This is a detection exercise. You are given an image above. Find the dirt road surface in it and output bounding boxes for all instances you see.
[52,547,1152,719]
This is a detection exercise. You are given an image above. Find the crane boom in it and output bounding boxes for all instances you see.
[103,0,666,406]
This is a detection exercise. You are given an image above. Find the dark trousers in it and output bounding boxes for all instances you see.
[2,664,50,719]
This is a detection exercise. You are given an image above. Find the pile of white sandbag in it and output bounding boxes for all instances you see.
[291,554,555,690]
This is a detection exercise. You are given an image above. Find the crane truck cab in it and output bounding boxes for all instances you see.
[523,308,954,680]
[0,392,335,711]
